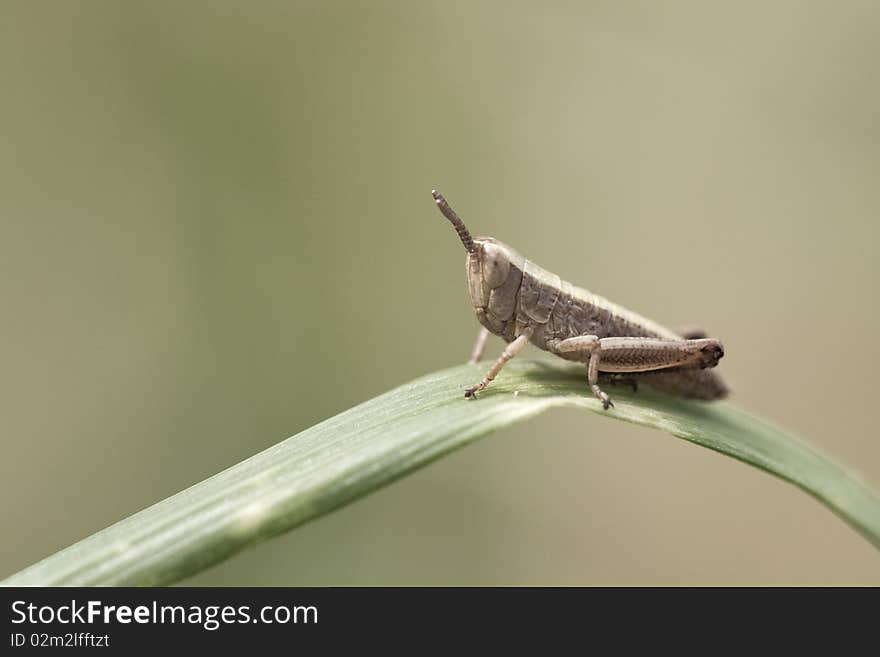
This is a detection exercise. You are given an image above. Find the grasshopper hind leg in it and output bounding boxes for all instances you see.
[601,372,639,393]
[676,325,708,340]
[552,334,724,410]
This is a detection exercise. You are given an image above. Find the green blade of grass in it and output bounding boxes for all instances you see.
[4,360,879,586]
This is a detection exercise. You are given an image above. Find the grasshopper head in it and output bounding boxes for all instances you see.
[432,191,525,329]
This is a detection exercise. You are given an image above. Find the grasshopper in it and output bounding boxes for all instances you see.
[431,190,728,409]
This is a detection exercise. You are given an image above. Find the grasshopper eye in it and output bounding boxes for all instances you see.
[481,243,511,288]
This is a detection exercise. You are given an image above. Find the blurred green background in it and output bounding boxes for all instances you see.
[2,1,879,585]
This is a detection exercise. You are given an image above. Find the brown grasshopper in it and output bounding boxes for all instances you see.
[432,190,728,409]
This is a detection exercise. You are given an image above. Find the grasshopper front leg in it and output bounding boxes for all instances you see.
[468,327,491,363]
[465,327,533,398]
[553,335,724,409]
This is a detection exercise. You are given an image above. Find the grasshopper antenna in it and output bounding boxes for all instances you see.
[432,189,476,253]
